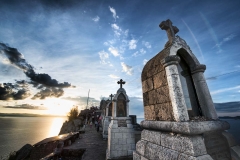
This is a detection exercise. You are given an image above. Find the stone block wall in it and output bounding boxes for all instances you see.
[141,49,174,121]
[133,129,213,160]
[107,119,135,159]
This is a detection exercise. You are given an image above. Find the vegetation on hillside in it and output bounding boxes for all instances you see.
[67,106,79,121]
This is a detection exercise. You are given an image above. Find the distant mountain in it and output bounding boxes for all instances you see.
[214,101,240,112]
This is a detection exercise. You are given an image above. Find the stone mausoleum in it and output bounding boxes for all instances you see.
[133,19,240,160]
[106,79,135,159]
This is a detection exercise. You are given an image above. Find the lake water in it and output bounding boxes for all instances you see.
[0,116,67,158]
[0,117,239,158]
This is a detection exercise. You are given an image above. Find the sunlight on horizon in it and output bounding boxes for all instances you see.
[43,98,76,116]
[47,117,67,137]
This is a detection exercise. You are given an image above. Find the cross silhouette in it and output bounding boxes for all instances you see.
[159,19,179,45]
[109,94,114,101]
[117,79,125,88]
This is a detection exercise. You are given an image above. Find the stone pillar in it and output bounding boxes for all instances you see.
[191,65,218,120]
[103,102,111,139]
[161,55,189,121]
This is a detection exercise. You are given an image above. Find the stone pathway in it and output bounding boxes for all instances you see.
[64,125,107,160]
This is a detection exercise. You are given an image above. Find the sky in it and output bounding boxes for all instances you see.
[0,0,240,117]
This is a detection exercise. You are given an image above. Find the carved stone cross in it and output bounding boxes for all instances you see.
[109,94,114,101]
[159,19,179,45]
[117,79,125,88]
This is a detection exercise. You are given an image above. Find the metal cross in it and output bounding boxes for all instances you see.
[117,79,125,88]
[109,94,114,101]
[159,19,179,44]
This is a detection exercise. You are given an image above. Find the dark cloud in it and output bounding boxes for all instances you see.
[0,83,30,100]
[32,87,64,99]
[4,103,47,110]
[0,43,73,100]
[0,0,84,11]
[0,43,72,88]
[25,70,71,88]
[0,43,33,71]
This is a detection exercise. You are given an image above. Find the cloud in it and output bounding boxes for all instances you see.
[0,82,31,100]
[108,47,119,57]
[92,16,100,22]
[63,96,100,109]
[98,50,110,64]
[211,85,240,95]
[4,104,47,110]
[111,23,122,37]
[213,34,236,51]
[142,41,151,49]
[26,71,71,88]
[129,39,137,50]
[132,48,146,57]
[109,74,120,79]
[140,48,146,54]
[111,23,120,30]
[0,43,72,89]
[32,87,64,99]
[109,6,119,21]
[121,62,133,75]
[143,59,148,65]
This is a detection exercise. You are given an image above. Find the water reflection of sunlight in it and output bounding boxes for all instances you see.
[47,117,66,137]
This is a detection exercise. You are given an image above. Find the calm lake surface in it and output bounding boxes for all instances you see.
[0,117,239,158]
[0,116,67,158]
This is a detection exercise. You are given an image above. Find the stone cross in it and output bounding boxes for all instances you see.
[159,19,179,44]
[109,94,114,101]
[117,79,125,88]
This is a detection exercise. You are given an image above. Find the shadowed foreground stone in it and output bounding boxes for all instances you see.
[16,144,33,160]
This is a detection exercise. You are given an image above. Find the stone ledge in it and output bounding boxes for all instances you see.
[141,120,229,135]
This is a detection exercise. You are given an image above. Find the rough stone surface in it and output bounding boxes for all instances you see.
[191,71,218,120]
[231,146,240,160]
[204,131,231,160]
[178,153,213,160]
[165,64,189,122]
[222,131,238,147]
[141,130,161,146]
[153,71,167,89]
[16,144,33,160]
[141,120,230,135]
[142,78,154,93]
[141,129,206,156]
[133,151,141,160]
[136,140,147,156]
[144,105,155,120]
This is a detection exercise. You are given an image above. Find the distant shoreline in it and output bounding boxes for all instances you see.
[0,113,67,117]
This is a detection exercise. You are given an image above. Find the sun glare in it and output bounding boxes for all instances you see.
[43,98,76,116]
[47,117,67,137]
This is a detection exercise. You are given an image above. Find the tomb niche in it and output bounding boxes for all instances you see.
[102,94,114,139]
[106,79,135,160]
[133,19,240,160]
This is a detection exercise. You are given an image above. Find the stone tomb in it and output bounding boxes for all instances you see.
[133,19,240,160]
[106,79,135,159]
[102,94,114,139]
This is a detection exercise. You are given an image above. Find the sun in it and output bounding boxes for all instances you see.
[42,98,77,116]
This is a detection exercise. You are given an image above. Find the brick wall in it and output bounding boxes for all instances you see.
[141,48,174,121]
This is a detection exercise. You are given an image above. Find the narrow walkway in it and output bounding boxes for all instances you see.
[65,125,107,160]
